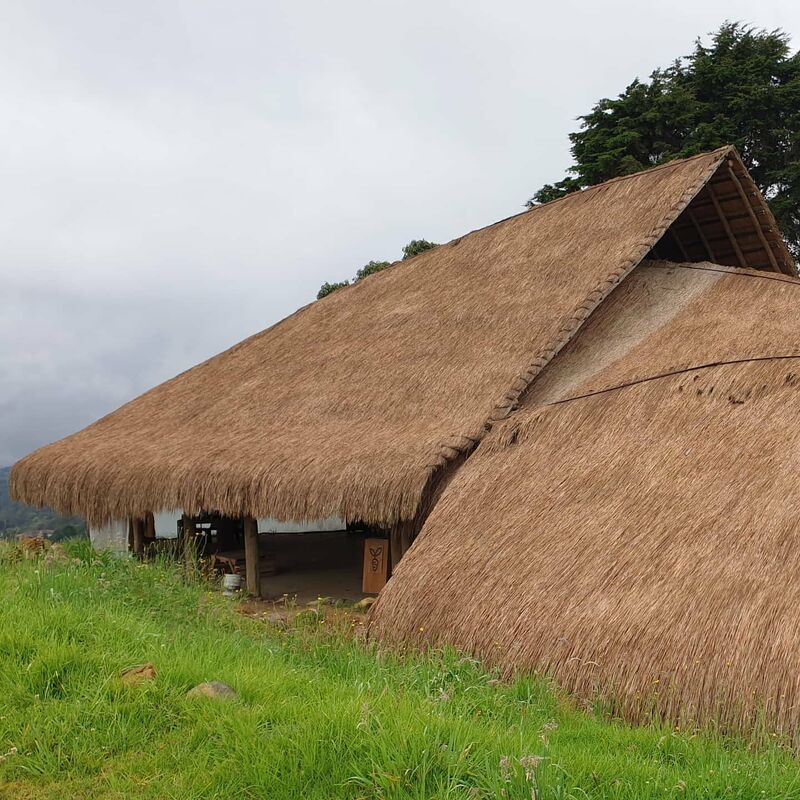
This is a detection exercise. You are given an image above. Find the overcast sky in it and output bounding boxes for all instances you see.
[1,0,798,466]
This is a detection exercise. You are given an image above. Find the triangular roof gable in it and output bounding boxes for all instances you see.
[649,149,794,274]
[11,147,787,527]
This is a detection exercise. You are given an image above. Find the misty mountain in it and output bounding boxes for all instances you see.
[0,465,87,539]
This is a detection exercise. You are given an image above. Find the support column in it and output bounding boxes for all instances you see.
[131,517,145,558]
[389,520,416,574]
[243,516,260,598]
[180,514,193,560]
[389,527,403,573]
[144,512,156,542]
[400,521,414,555]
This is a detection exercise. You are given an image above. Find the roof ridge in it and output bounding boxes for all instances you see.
[402,148,737,267]
[483,148,729,421]
[517,146,733,216]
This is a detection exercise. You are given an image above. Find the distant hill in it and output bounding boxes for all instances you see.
[0,466,87,540]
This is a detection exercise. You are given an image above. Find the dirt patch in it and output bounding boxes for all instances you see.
[255,531,370,603]
[237,596,370,633]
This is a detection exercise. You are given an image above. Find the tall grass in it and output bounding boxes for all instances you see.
[1,541,799,799]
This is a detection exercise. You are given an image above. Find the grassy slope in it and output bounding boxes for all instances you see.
[1,545,799,799]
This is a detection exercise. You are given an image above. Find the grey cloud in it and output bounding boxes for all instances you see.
[1,0,797,464]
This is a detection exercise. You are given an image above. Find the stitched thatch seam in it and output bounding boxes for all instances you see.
[541,353,800,409]
[651,260,800,285]
[430,148,731,467]
[490,149,732,421]
[367,358,800,737]
[390,152,735,550]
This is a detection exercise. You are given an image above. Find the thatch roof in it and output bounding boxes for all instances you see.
[10,147,792,526]
[369,259,800,735]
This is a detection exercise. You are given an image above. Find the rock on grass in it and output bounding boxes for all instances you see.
[187,681,238,700]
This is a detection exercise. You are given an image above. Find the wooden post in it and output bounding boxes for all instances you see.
[144,512,156,541]
[669,227,690,261]
[131,517,145,558]
[389,527,403,573]
[400,521,414,556]
[180,514,193,560]
[687,209,716,262]
[362,538,389,593]
[243,516,260,598]
[389,520,416,574]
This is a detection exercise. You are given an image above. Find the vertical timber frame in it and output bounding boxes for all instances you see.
[707,180,746,268]
[243,516,260,598]
[389,519,416,573]
[144,512,156,542]
[180,513,194,561]
[725,160,781,273]
[131,517,145,558]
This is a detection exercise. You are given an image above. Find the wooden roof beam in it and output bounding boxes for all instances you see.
[668,227,691,261]
[706,182,746,267]
[683,191,749,210]
[686,209,716,262]
[244,516,261,598]
[673,210,761,231]
[726,161,781,273]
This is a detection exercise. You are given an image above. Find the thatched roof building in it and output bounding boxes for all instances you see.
[11,145,800,730]
[11,147,790,535]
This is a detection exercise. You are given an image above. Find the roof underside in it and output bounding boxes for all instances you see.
[650,154,794,274]
[10,147,795,526]
[369,260,800,735]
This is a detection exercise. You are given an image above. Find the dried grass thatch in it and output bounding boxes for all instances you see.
[369,261,800,735]
[10,147,789,527]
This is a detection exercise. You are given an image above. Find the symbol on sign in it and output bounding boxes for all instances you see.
[369,546,383,572]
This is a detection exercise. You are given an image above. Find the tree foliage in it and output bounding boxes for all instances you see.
[528,22,800,258]
[354,260,391,281]
[316,280,350,300]
[317,239,438,299]
[402,239,437,260]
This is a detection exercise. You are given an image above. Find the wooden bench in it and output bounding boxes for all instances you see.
[211,548,277,576]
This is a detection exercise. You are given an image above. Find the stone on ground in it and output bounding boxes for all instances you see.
[187,681,239,700]
[120,663,157,684]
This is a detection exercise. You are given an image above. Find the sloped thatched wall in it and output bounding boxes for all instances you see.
[369,263,800,736]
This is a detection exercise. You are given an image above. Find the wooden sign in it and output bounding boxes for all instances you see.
[362,538,389,594]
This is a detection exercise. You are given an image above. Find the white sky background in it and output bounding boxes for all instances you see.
[1,0,798,465]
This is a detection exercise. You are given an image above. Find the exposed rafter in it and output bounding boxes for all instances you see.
[687,209,716,262]
[725,161,781,273]
[706,183,746,267]
[669,227,690,261]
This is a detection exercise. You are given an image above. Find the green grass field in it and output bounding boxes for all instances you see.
[1,542,800,799]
